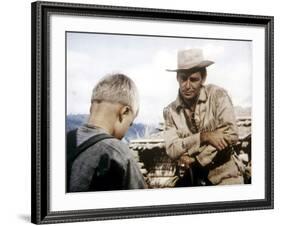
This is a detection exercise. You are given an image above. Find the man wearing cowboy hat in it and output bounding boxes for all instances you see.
[163,48,244,186]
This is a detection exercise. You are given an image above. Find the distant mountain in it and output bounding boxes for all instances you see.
[66,114,158,142]
[123,123,158,142]
[66,114,88,131]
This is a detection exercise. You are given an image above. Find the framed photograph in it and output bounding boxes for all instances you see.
[31,1,274,224]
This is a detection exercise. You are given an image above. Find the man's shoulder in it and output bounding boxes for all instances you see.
[205,84,228,98]
[163,99,178,112]
[205,84,226,92]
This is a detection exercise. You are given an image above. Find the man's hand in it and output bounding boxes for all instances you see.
[178,155,195,168]
[200,128,228,150]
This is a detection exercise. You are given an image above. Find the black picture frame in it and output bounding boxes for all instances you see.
[31,1,274,224]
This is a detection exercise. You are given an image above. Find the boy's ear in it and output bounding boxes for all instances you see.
[118,106,130,122]
[89,103,93,114]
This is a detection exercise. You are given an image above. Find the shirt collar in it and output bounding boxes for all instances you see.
[175,86,208,111]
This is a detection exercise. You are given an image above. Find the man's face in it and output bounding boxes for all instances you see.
[177,70,204,101]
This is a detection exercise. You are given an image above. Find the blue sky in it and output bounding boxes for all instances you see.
[67,32,252,124]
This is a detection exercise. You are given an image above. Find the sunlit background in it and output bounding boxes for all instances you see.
[67,32,252,125]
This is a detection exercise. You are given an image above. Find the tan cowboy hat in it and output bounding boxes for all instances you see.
[167,48,214,72]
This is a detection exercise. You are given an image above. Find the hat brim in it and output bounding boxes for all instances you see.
[166,60,214,72]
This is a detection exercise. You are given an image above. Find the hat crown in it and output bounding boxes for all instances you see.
[178,48,204,69]
[166,48,214,72]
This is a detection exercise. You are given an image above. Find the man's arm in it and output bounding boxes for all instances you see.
[199,88,238,150]
[213,88,239,145]
[200,128,229,151]
[196,88,239,166]
[163,107,201,160]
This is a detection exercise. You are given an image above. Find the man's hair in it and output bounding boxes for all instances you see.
[199,68,207,80]
[177,67,207,80]
[91,73,139,115]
